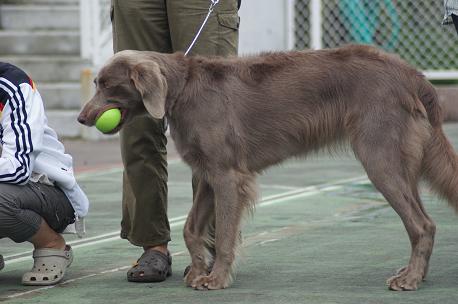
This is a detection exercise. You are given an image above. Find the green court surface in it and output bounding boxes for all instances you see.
[1,125,458,304]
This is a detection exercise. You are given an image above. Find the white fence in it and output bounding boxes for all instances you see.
[80,0,458,79]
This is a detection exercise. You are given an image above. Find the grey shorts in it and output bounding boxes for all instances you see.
[0,182,75,243]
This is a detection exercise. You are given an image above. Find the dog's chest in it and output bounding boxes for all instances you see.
[170,126,204,169]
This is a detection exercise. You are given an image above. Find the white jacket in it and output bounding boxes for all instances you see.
[0,62,89,218]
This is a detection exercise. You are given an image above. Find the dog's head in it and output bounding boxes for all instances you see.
[77,50,168,134]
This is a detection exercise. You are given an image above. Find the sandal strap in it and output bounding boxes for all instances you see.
[22,246,73,286]
[33,246,72,260]
[136,250,171,267]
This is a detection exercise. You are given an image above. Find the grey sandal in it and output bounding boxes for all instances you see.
[22,245,73,286]
[127,250,172,283]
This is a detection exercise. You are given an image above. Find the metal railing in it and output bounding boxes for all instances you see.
[296,0,458,79]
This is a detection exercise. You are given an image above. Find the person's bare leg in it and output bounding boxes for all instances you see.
[143,244,168,255]
[29,219,66,250]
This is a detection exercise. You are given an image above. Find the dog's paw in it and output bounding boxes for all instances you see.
[184,267,199,287]
[191,273,229,290]
[184,266,208,287]
[386,266,422,291]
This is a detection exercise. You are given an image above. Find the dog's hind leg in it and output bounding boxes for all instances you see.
[375,178,435,291]
[191,169,256,290]
[351,115,435,291]
[183,176,217,287]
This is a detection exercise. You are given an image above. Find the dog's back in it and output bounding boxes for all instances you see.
[178,45,431,172]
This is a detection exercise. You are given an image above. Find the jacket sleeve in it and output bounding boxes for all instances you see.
[0,83,44,184]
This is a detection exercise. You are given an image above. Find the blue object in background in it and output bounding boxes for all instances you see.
[339,0,400,50]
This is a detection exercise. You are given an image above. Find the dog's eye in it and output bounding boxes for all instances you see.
[96,78,110,89]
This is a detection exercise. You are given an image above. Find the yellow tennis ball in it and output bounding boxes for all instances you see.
[95,108,121,133]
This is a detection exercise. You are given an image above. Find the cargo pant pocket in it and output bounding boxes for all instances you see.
[216,12,240,55]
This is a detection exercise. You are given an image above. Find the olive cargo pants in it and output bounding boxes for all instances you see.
[111,0,239,247]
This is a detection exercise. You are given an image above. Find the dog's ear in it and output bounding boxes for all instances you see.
[130,61,167,119]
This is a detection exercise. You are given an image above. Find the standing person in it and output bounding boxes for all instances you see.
[0,62,89,285]
[111,0,240,282]
[443,0,458,34]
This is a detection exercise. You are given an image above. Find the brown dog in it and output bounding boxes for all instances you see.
[78,45,458,291]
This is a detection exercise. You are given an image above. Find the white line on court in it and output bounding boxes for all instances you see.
[257,175,367,205]
[75,159,182,180]
[3,175,369,299]
[259,184,303,190]
[4,217,188,263]
[4,175,367,265]
[258,239,280,245]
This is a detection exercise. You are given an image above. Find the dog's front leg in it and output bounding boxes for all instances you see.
[191,171,247,290]
[183,177,216,287]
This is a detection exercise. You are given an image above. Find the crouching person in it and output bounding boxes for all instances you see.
[0,62,89,285]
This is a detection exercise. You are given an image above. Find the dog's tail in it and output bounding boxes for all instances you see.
[419,79,458,212]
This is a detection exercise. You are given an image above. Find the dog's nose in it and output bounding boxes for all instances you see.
[77,114,86,125]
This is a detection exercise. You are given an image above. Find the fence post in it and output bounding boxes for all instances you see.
[80,0,92,60]
[92,1,102,66]
[80,0,103,66]
[286,0,296,50]
[310,0,322,49]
